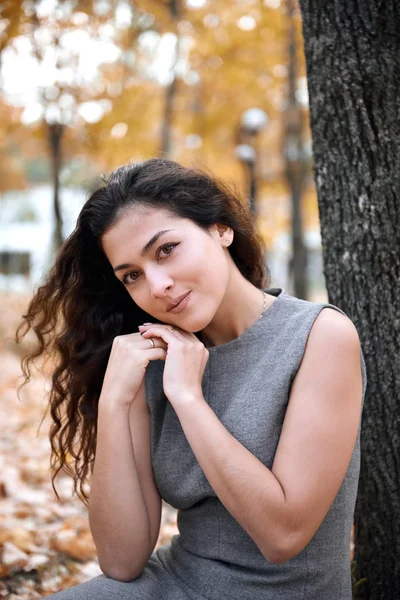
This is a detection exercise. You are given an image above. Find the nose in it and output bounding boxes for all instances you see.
[146,266,174,298]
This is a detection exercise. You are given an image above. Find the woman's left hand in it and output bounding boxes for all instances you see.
[138,323,209,405]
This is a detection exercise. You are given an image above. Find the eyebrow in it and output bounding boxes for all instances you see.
[113,229,175,273]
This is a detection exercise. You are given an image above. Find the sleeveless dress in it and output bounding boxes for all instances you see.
[47,287,367,600]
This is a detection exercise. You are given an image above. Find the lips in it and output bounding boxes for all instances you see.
[167,291,191,312]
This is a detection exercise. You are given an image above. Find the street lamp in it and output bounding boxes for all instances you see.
[235,108,268,215]
[241,108,269,135]
[235,143,257,214]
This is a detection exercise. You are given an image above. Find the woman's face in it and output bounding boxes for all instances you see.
[101,206,234,331]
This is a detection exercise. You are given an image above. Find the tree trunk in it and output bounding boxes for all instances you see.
[48,122,64,254]
[285,0,308,300]
[160,0,181,156]
[161,77,178,156]
[299,1,400,598]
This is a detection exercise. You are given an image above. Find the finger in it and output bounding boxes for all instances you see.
[139,323,175,333]
[128,331,168,347]
[139,323,175,331]
[139,324,194,342]
[171,329,194,343]
[146,347,167,362]
[141,335,168,350]
[166,326,194,342]
[140,327,184,346]
[141,324,190,343]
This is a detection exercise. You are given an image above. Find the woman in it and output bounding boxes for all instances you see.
[17,158,366,599]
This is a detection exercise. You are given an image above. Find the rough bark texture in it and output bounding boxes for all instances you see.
[299,2,400,598]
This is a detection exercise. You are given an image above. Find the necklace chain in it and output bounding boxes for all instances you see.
[259,290,267,319]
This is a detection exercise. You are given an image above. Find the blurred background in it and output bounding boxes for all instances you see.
[0,0,329,597]
[0,0,326,299]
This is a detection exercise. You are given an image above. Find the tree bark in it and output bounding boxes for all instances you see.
[299,2,400,598]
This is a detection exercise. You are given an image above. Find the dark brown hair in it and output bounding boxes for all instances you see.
[16,158,270,504]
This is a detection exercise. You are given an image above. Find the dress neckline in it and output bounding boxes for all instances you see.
[203,287,285,353]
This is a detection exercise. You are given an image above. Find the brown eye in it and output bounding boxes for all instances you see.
[122,271,139,285]
[157,242,179,259]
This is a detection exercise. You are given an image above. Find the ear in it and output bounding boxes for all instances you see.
[210,223,234,247]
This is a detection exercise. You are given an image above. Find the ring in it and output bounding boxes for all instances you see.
[169,327,175,333]
[148,338,155,349]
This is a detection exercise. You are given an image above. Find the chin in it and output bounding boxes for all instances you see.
[183,312,216,334]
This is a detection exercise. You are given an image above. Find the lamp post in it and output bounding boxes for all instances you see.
[235,143,257,214]
[235,108,268,216]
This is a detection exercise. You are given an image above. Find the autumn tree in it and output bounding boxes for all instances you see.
[2,1,320,260]
[26,0,120,253]
[0,0,157,256]
[0,0,26,67]
[0,101,28,191]
[147,0,183,156]
[300,1,400,598]
[0,2,29,189]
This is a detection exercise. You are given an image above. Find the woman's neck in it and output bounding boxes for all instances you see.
[200,276,267,348]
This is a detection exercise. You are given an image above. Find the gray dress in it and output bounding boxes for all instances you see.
[47,288,367,600]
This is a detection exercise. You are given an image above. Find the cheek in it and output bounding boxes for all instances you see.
[127,286,150,310]
[205,247,230,283]
[193,247,230,305]
[188,241,228,275]
[169,244,203,277]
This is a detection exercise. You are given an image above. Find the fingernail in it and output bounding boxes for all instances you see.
[142,322,153,325]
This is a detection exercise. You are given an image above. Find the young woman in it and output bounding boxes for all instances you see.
[18,158,366,599]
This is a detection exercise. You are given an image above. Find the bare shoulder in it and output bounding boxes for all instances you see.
[293,304,363,412]
[307,306,361,358]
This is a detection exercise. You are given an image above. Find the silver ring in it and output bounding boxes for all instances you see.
[169,327,175,333]
[149,338,155,349]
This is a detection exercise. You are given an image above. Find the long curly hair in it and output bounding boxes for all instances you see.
[16,158,270,504]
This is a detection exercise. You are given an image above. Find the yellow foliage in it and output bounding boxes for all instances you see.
[0,0,319,244]
[0,100,28,190]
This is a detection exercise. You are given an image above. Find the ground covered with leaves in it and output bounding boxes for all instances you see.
[0,292,178,599]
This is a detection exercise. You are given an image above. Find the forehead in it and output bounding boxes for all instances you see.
[101,206,192,263]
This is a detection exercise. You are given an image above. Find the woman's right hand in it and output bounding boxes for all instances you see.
[99,331,167,409]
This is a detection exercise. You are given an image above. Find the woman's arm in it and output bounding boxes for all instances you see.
[128,381,162,555]
[88,391,156,582]
[267,308,363,560]
[155,308,362,564]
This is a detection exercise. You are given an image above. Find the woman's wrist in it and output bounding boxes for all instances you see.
[169,390,205,407]
[98,393,133,416]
